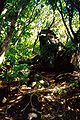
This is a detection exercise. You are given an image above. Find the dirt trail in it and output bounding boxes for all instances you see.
[0,70,80,120]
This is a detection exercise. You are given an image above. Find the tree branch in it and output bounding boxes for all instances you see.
[0,12,18,56]
[57,0,75,44]
[0,0,31,62]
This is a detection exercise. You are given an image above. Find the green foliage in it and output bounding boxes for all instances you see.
[11,64,30,80]
[0,0,80,83]
[70,80,79,88]
[1,63,30,82]
[58,89,67,96]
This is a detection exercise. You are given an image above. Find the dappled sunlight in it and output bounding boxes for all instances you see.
[0,0,80,119]
[0,52,5,64]
[0,69,80,119]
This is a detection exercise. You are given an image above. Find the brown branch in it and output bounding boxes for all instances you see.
[69,14,75,35]
[57,0,75,44]
[48,17,55,30]
[0,12,18,56]
[0,0,31,58]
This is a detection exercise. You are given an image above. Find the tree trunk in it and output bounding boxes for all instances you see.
[0,0,31,64]
[0,12,18,64]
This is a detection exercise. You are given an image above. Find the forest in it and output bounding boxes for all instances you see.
[0,0,80,119]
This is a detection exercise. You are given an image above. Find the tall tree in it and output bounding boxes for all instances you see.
[48,0,80,45]
[0,0,31,63]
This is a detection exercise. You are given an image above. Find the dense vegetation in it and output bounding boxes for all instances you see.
[0,0,80,120]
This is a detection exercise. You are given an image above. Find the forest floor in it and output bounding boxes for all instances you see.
[0,65,80,120]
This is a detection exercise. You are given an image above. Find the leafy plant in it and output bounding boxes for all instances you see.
[70,80,79,88]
